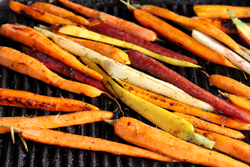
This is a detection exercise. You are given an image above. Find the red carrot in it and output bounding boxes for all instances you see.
[126,50,250,123]
[86,18,197,64]
[22,47,111,95]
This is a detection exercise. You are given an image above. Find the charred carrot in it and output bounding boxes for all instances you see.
[30,2,90,25]
[0,24,103,80]
[108,117,248,167]
[14,127,175,162]
[55,33,130,64]
[118,79,250,130]
[9,1,76,25]
[57,0,158,42]
[22,47,111,95]
[208,74,250,97]
[193,5,250,19]
[221,92,250,112]
[120,3,235,68]
[126,50,250,123]
[0,88,98,111]
[86,18,198,64]
[174,112,245,139]
[192,17,238,34]
[0,110,112,134]
[195,128,250,164]
[0,46,102,98]
[136,4,240,51]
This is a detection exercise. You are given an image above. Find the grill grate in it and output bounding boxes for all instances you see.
[1,0,250,166]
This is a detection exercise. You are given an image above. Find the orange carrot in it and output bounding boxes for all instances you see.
[195,128,250,164]
[58,0,158,42]
[0,88,99,111]
[118,79,250,130]
[174,112,245,139]
[110,117,248,167]
[193,5,250,19]
[209,74,250,97]
[0,110,112,134]
[16,127,175,162]
[138,4,240,51]
[0,24,103,81]
[30,2,90,25]
[0,46,102,98]
[221,92,250,112]
[192,17,238,34]
[121,4,235,68]
[9,1,76,25]
[55,33,130,64]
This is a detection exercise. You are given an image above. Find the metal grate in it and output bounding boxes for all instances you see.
[0,0,250,166]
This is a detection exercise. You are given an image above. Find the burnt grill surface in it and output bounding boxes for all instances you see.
[1,0,250,166]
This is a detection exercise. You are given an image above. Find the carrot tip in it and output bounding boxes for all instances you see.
[104,119,117,126]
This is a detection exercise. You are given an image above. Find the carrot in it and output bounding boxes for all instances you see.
[195,128,250,164]
[118,79,250,130]
[0,46,102,98]
[81,57,215,149]
[30,2,90,25]
[108,117,249,167]
[192,17,238,34]
[0,24,103,81]
[120,3,236,68]
[12,127,175,162]
[221,92,250,112]
[137,4,240,51]
[57,0,158,42]
[126,50,250,123]
[193,5,250,19]
[208,74,250,97]
[22,46,112,95]
[0,88,99,111]
[51,24,199,67]
[9,1,76,25]
[86,18,198,64]
[55,33,130,64]
[0,110,112,134]
[173,112,245,139]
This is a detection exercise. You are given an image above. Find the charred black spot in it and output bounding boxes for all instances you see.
[20,10,32,18]
[221,19,236,30]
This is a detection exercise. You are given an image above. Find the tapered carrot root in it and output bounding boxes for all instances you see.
[174,112,245,139]
[0,88,99,111]
[31,2,90,25]
[18,127,175,162]
[118,79,250,130]
[22,47,112,95]
[126,8,235,68]
[138,4,240,51]
[55,33,130,64]
[193,5,250,19]
[0,24,103,81]
[208,74,250,98]
[195,128,250,164]
[58,0,158,42]
[0,110,112,134]
[0,47,102,98]
[9,1,76,25]
[111,117,249,167]
[86,18,198,64]
[126,50,250,123]
[221,92,250,112]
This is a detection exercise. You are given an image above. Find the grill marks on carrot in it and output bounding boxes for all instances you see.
[0,88,99,112]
